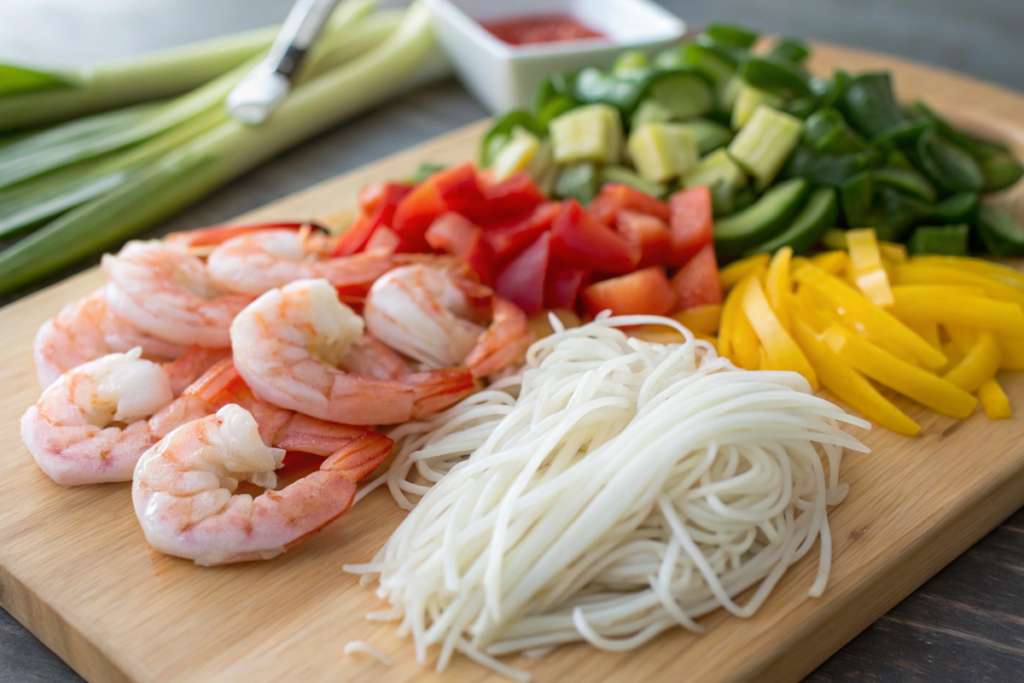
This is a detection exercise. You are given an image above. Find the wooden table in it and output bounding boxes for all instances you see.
[2,1,1023,681]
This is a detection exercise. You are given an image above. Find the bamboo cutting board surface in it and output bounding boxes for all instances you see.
[3,43,1024,683]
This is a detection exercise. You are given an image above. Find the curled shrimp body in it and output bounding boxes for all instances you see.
[132,403,392,565]
[206,229,398,297]
[102,240,251,348]
[22,346,226,486]
[231,279,476,425]
[363,264,532,378]
[22,349,178,486]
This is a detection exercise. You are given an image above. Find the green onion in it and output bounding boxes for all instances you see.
[0,1,444,295]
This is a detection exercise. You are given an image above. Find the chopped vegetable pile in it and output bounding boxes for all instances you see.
[337,162,723,320]
[480,21,1024,262]
[701,229,1018,435]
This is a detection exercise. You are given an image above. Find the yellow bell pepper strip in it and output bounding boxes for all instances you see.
[977,378,1012,419]
[743,278,818,388]
[719,253,770,292]
[811,250,849,276]
[728,274,764,370]
[890,287,1024,337]
[941,331,1001,393]
[792,319,920,436]
[939,341,965,375]
[794,263,948,370]
[894,262,1024,309]
[822,324,977,418]
[910,254,1024,292]
[846,228,895,307]
[630,326,717,347]
[943,324,977,354]
[879,241,907,264]
[905,320,941,349]
[792,286,836,333]
[997,335,1024,370]
[671,304,722,335]
[764,246,793,332]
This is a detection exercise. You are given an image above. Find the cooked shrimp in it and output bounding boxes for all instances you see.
[132,403,392,565]
[22,349,178,486]
[206,228,399,297]
[33,289,111,388]
[231,279,476,425]
[34,288,192,388]
[102,240,251,348]
[363,264,532,378]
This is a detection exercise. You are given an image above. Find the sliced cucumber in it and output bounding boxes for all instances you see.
[549,104,623,165]
[601,165,667,198]
[684,148,747,190]
[714,177,810,258]
[728,105,805,190]
[676,118,733,154]
[731,85,784,130]
[645,69,716,120]
[491,126,542,182]
[553,162,600,205]
[631,98,672,129]
[746,187,838,255]
[627,123,699,182]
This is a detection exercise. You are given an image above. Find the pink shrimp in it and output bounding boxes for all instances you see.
[132,366,393,565]
[102,240,252,348]
[230,279,476,425]
[363,263,532,378]
[205,228,401,297]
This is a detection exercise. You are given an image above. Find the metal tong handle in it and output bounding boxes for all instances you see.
[266,0,341,82]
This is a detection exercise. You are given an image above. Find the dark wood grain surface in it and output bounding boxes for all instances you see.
[1,1,1022,681]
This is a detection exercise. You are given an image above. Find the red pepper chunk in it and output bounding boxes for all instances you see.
[588,183,671,225]
[615,209,673,268]
[582,267,677,317]
[551,200,640,274]
[495,232,551,317]
[545,263,590,310]
[425,212,497,285]
[392,163,481,250]
[670,243,722,310]
[482,201,560,265]
[358,182,412,216]
[667,185,713,267]
[467,171,546,225]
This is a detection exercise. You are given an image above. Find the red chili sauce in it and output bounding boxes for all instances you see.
[481,14,606,46]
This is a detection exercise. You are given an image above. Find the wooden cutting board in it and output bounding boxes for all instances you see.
[2,42,1024,683]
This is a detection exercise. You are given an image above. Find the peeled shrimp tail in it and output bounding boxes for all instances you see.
[464,297,532,378]
[407,369,478,418]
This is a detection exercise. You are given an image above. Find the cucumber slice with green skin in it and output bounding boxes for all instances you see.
[631,99,673,129]
[872,167,937,203]
[803,107,866,155]
[838,72,906,138]
[709,179,736,216]
[976,203,1024,256]
[928,192,978,224]
[982,153,1024,192]
[733,184,759,213]
[714,177,809,258]
[728,105,805,190]
[613,50,648,75]
[685,148,748,190]
[644,69,715,120]
[739,57,811,97]
[907,224,970,256]
[915,128,985,193]
[549,104,623,165]
[768,38,810,64]
[601,165,667,199]
[554,162,600,205]
[703,23,760,49]
[731,85,784,130]
[682,42,738,91]
[628,123,699,182]
[654,45,689,70]
[783,146,882,188]
[839,170,873,227]
[746,187,838,255]
[676,119,733,154]
[572,67,646,113]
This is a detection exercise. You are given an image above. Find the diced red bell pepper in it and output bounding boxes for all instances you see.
[545,263,590,310]
[551,200,641,274]
[582,267,678,316]
[588,184,671,226]
[166,221,315,248]
[495,232,550,317]
[358,181,412,216]
[392,163,481,250]
[615,209,673,269]
[667,185,713,267]
[332,211,378,256]
[465,171,546,225]
[670,243,722,310]
[364,226,402,252]
[425,212,497,284]
[482,201,560,265]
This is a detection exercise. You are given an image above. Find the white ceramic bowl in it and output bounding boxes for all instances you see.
[424,0,686,113]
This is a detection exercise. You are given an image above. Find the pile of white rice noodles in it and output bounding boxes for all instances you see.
[347,314,868,680]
